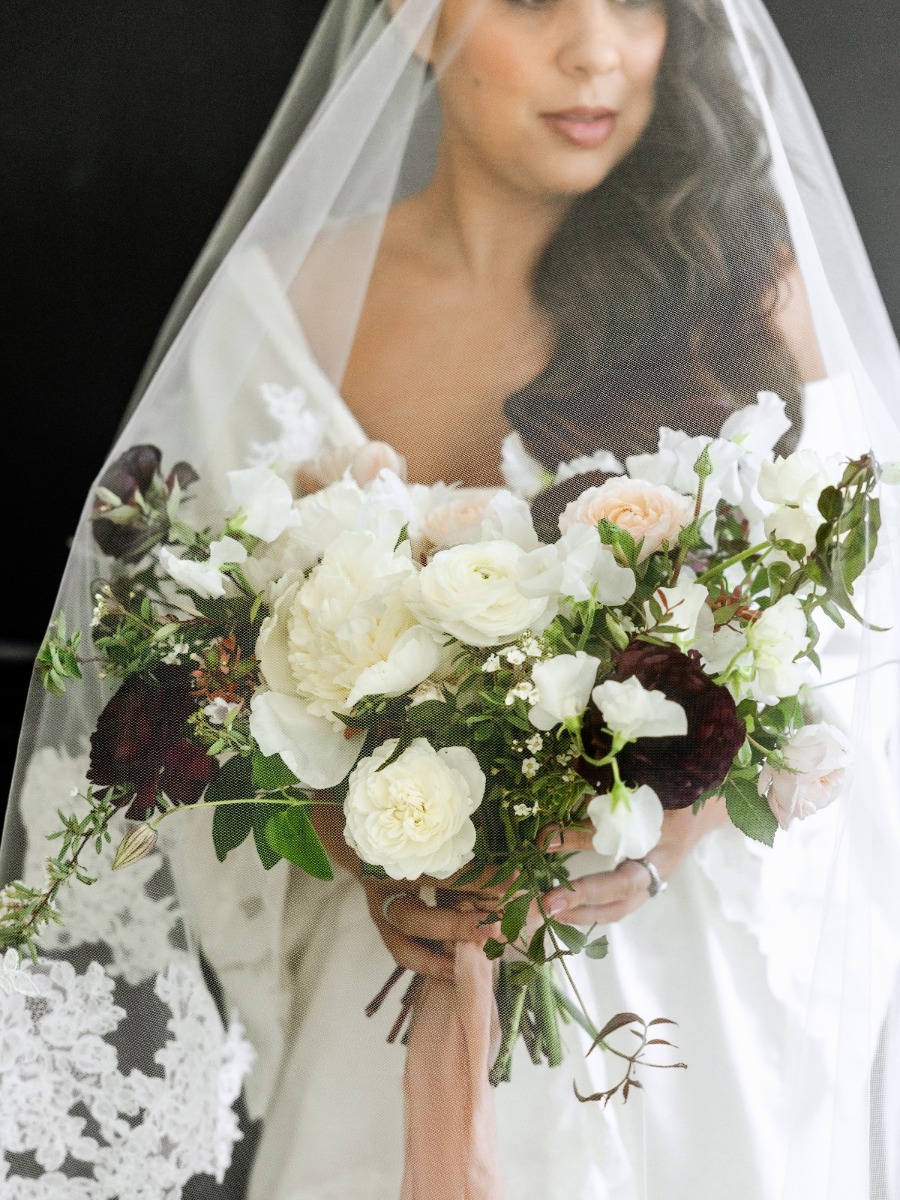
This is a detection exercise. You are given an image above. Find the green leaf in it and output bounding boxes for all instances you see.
[204,754,253,804]
[585,936,609,960]
[817,486,843,522]
[212,803,254,862]
[484,938,506,961]
[253,805,283,871]
[252,750,299,792]
[725,777,778,847]
[501,893,532,944]
[550,921,587,954]
[265,806,334,881]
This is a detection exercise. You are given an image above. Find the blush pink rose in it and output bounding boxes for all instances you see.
[421,490,499,549]
[558,477,693,562]
[757,723,852,830]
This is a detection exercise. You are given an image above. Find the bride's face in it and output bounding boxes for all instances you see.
[431,0,668,199]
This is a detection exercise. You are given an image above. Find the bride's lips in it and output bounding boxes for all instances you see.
[541,107,617,148]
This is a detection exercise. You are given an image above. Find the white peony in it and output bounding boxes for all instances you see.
[744,595,809,703]
[758,723,851,829]
[591,677,688,742]
[344,738,485,880]
[518,523,636,606]
[228,465,300,542]
[528,652,601,731]
[559,477,694,562]
[587,785,664,863]
[249,529,441,786]
[159,536,247,600]
[409,540,553,647]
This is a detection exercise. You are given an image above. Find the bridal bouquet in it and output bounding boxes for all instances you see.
[3,389,886,1098]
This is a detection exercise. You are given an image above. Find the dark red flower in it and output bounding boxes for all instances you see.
[580,641,745,810]
[88,666,218,820]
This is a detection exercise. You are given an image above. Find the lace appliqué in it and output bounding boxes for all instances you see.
[246,383,328,468]
[0,956,254,1199]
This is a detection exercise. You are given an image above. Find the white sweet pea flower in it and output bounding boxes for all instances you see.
[758,449,834,511]
[159,536,248,600]
[763,505,822,554]
[758,723,852,830]
[744,595,809,703]
[719,391,791,462]
[647,572,708,647]
[587,784,665,862]
[518,524,636,606]
[627,429,744,510]
[409,540,553,647]
[479,490,540,552]
[228,465,301,543]
[343,738,485,880]
[694,604,748,675]
[500,431,553,500]
[554,449,625,484]
[591,676,688,742]
[528,652,601,732]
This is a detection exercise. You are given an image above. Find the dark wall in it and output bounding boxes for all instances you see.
[2,0,898,801]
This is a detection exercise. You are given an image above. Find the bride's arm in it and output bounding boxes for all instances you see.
[311,804,501,983]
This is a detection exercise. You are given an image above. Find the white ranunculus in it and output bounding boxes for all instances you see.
[528,652,601,731]
[587,785,664,862]
[591,676,688,742]
[647,573,708,647]
[758,723,852,830]
[519,523,636,607]
[409,540,553,647]
[745,595,809,702]
[758,449,833,511]
[344,738,485,880]
[228,465,300,543]
[250,529,441,784]
[559,477,694,562]
[159,536,247,600]
[763,505,822,554]
[500,431,553,500]
[554,449,625,483]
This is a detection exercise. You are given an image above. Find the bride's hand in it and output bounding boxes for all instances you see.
[310,803,502,983]
[535,796,730,927]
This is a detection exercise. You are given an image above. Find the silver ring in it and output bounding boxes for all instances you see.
[380,891,409,922]
[627,857,667,898]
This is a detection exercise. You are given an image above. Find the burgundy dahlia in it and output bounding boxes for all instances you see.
[93,445,198,561]
[581,641,745,810]
[88,666,218,820]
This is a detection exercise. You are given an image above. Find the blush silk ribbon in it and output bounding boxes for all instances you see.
[400,938,508,1200]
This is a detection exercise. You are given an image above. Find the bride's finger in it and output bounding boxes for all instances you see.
[377,922,456,984]
[539,824,594,853]
[383,893,501,945]
[541,860,651,919]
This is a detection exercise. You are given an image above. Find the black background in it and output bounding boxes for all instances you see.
[2,0,899,807]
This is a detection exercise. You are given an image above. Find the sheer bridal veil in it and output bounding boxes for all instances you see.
[1,1,899,1197]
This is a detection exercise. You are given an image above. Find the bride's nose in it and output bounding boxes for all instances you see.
[555,0,624,78]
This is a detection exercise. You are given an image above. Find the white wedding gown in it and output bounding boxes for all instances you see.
[16,247,897,1200]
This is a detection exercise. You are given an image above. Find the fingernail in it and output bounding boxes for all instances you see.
[545,893,570,917]
[479,920,502,940]
[547,836,563,852]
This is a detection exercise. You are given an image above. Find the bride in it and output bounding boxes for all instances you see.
[2,1,899,1198]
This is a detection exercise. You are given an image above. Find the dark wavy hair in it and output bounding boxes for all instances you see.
[506,0,803,469]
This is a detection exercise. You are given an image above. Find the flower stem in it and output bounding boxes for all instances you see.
[695,542,770,587]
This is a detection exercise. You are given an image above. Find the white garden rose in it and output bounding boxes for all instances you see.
[159,536,247,600]
[227,465,300,542]
[559,477,693,562]
[409,540,552,647]
[591,676,688,742]
[758,723,851,829]
[344,738,485,880]
[744,595,809,702]
[587,785,664,863]
[420,489,501,549]
[528,652,601,732]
